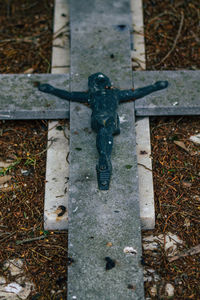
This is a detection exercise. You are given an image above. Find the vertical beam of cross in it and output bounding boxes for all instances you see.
[68,1,144,299]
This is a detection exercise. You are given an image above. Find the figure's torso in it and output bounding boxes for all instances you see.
[89,89,119,114]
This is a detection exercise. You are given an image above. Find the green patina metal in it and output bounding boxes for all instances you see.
[37,72,168,190]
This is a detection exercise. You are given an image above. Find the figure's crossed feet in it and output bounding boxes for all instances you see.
[96,155,112,190]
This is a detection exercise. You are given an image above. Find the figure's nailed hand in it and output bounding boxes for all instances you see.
[33,81,40,87]
[37,83,55,93]
[154,81,168,90]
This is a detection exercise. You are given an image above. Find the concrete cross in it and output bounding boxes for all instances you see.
[0,0,199,299]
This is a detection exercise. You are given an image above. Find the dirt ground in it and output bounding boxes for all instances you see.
[0,0,199,299]
[0,1,68,299]
[143,1,200,298]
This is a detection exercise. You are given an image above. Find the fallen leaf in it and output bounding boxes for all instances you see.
[0,161,12,168]
[0,175,12,185]
[182,181,192,188]
[24,67,34,74]
[184,217,191,228]
[174,140,189,152]
[0,186,14,192]
[106,242,113,247]
[125,165,133,169]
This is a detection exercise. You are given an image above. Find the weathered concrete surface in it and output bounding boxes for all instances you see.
[51,0,70,74]
[68,23,144,300]
[131,0,155,229]
[69,105,143,299]
[0,74,69,119]
[44,0,70,230]
[44,121,69,230]
[69,28,132,88]
[135,117,155,229]
[1,70,200,120]
[69,0,132,29]
[134,70,200,116]
[130,0,146,71]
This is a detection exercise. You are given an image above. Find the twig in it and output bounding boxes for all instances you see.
[154,11,184,66]
[0,37,38,44]
[6,0,12,17]
[38,51,51,73]
[63,128,69,141]
[34,140,53,157]
[53,23,69,39]
[16,235,46,245]
[22,1,38,10]
[30,249,52,261]
[66,152,69,163]
[0,232,16,243]
[0,225,8,228]
[137,163,152,172]
[169,244,200,262]
[148,11,179,24]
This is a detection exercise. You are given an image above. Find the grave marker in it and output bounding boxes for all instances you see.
[0,0,200,298]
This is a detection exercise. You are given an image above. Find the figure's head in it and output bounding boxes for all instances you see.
[88,73,112,92]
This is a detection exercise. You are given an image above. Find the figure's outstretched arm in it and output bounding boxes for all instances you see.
[119,81,168,103]
[36,82,89,103]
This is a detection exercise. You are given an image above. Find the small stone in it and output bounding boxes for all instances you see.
[21,169,31,176]
[157,213,162,219]
[123,246,137,255]
[143,270,152,282]
[154,274,160,282]
[165,283,174,297]
[143,275,152,282]
[189,133,200,145]
[193,195,200,201]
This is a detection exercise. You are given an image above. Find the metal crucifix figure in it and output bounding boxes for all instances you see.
[37,73,168,190]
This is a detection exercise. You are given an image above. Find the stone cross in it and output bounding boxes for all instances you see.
[0,0,199,299]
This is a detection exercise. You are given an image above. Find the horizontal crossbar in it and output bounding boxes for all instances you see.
[0,71,199,120]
